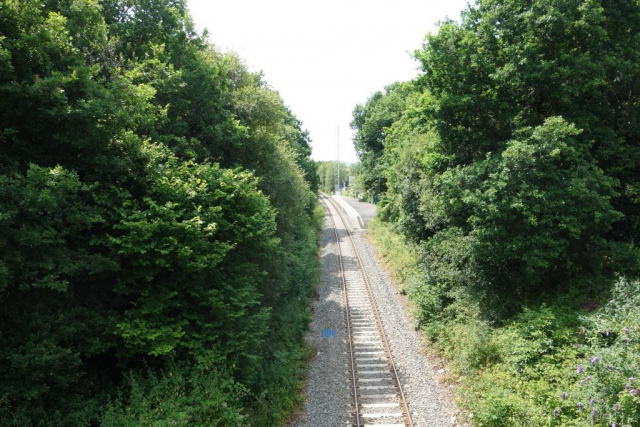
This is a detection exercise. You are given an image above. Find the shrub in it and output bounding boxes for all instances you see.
[0,1,321,425]
[565,278,640,426]
[369,219,640,426]
[102,363,247,427]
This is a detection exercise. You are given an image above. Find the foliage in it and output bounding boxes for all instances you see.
[101,362,248,427]
[0,0,320,425]
[414,117,622,318]
[315,160,352,194]
[354,0,640,312]
[415,0,640,243]
[350,82,414,200]
[360,1,640,424]
[370,220,640,427]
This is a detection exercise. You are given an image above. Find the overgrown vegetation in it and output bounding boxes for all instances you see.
[355,0,640,425]
[0,1,320,425]
[370,220,640,426]
[316,160,352,194]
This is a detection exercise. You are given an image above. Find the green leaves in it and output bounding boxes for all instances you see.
[356,2,640,424]
[103,147,278,363]
[355,0,640,314]
[466,118,621,292]
[0,164,104,292]
[0,1,319,425]
[350,82,414,199]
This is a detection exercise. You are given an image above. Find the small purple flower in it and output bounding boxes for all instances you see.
[580,380,586,386]
[624,327,631,334]
[630,377,635,382]
[605,330,610,336]
[562,392,568,400]
[578,402,585,411]
[625,384,631,390]
[590,398,596,407]
[591,356,599,364]
[586,375,592,381]
[577,364,584,374]
[591,407,597,426]
[631,389,638,397]
[609,299,615,304]
[552,408,559,418]
[612,424,617,427]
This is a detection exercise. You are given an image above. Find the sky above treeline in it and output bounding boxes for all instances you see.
[188,0,470,163]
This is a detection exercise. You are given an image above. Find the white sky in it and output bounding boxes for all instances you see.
[187,0,469,163]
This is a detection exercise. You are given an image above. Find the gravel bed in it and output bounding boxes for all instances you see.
[293,209,351,427]
[294,203,455,426]
[350,230,456,427]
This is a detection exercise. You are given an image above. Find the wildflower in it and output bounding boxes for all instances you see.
[578,402,585,411]
[552,408,559,418]
[625,384,631,390]
[609,299,615,304]
[577,365,584,374]
[612,424,617,427]
[586,375,592,381]
[631,389,638,397]
[624,327,631,334]
[630,377,635,382]
[591,407,597,426]
[605,330,610,336]
[580,380,585,386]
[591,356,599,364]
[561,392,568,400]
[590,398,595,407]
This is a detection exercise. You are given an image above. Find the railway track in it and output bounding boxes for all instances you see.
[320,194,414,427]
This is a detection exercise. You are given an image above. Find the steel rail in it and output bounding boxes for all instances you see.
[321,193,415,427]
[320,195,361,427]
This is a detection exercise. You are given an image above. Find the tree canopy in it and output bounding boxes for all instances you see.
[0,1,320,425]
[353,1,640,423]
[354,0,640,310]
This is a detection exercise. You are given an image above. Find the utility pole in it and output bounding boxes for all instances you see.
[334,126,340,195]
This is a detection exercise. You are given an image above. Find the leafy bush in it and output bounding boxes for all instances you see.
[563,278,640,427]
[102,363,247,427]
[355,0,640,314]
[370,220,640,426]
[0,1,320,425]
[359,0,640,425]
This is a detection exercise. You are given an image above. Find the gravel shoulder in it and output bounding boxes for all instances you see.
[292,207,351,427]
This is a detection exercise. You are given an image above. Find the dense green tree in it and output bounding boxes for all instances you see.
[316,160,351,194]
[0,0,320,425]
[350,82,413,199]
[352,1,640,424]
[354,0,640,315]
[416,0,640,242]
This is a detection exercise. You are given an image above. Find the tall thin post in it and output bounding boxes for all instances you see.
[334,126,340,195]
